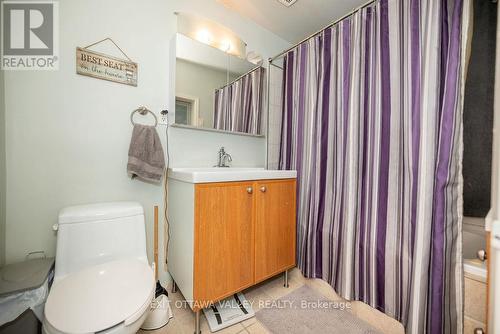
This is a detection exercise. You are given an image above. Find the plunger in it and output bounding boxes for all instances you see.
[140,206,172,330]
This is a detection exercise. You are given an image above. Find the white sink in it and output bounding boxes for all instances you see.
[168,167,297,183]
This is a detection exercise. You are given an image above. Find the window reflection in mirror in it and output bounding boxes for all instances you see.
[175,94,199,126]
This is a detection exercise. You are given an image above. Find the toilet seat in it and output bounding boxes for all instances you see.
[44,259,154,334]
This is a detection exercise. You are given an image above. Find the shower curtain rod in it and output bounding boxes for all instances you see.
[215,65,262,91]
[268,0,377,63]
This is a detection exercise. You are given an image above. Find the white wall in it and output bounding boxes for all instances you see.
[488,1,500,331]
[0,65,5,266]
[176,59,234,128]
[3,0,290,282]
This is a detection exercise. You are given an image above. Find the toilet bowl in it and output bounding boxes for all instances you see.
[43,202,155,334]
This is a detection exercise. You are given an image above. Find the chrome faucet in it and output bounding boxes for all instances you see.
[215,147,232,167]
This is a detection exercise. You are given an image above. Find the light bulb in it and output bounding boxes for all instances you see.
[196,29,212,44]
[220,40,231,52]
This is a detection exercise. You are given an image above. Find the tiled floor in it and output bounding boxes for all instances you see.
[138,268,405,334]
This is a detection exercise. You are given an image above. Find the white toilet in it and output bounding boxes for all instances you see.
[43,202,155,334]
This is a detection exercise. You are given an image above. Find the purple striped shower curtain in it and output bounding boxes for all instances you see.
[278,0,467,333]
[213,67,264,135]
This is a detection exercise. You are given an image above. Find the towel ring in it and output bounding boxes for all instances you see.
[130,106,158,127]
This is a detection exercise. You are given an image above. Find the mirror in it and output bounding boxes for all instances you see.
[175,33,265,136]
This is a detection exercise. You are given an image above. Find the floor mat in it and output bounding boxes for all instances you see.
[256,285,381,334]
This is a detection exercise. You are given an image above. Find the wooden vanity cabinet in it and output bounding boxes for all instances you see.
[194,181,255,306]
[254,180,296,283]
[168,178,296,311]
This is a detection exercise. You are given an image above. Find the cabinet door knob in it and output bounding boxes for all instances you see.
[477,249,487,261]
[260,186,266,193]
[246,187,253,194]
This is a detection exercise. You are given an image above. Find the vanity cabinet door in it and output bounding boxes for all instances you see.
[193,182,255,307]
[255,179,296,283]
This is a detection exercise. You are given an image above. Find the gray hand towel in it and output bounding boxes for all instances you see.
[127,124,165,183]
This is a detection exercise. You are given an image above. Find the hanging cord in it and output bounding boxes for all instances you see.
[163,116,171,272]
[83,37,133,62]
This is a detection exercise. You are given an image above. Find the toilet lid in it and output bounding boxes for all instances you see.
[45,259,154,333]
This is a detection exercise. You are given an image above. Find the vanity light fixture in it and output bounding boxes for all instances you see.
[175,12,246,58]
[220,40,232,52]
[196,29,212,44]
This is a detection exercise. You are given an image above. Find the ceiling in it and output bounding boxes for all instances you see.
[216,0,368,44]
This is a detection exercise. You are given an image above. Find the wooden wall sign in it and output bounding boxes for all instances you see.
[76,40,138,86]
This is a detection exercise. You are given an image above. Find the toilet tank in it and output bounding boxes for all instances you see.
[54,202,148,280]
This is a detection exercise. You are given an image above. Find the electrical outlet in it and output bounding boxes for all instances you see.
[158,113,168,125]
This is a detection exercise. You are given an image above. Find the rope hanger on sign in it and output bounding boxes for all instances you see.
[83,37,134,62]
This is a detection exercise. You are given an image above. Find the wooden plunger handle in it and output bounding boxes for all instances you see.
[154,205,159,281]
